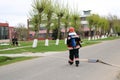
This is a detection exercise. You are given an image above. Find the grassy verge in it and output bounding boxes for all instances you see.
[0,40,67,54]
[0,56,37,66]
[0,39,102,54]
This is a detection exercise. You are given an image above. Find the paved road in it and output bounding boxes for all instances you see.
[0,39,120,80]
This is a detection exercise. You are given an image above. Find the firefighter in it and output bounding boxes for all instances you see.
[67,27,82,67]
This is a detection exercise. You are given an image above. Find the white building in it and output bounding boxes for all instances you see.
[80,10,91,37]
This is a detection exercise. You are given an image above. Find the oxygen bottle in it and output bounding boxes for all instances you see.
[70,35,76,48]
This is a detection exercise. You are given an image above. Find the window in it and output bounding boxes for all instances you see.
[0,27,9,39]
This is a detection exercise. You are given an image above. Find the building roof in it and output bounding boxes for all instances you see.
[0,23,9,27]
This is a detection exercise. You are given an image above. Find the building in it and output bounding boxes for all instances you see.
[0,23,9,40]
[29,30,53,40]
[80,10,91,37]
[0,22,14,40]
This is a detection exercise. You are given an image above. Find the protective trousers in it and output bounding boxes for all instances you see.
[69,49,79,65]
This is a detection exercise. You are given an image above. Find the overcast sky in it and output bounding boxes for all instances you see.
[0,0,120,27]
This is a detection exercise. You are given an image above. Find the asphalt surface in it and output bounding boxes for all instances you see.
[0,39,120,80]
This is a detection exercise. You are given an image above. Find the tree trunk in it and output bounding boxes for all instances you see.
[45,28,50,46]
[45,39,49,46]
[32,39,38,48]
[88,27,92,40]
[56,39,59,45]
[56,17,61,45]
[57,17,60,39]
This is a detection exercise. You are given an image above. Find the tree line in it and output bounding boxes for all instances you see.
[15,0,120,42]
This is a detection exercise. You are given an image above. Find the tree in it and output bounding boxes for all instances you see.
[71,11,81,34]
[44,0,54,46]
[62,6,70,38]
[30,0,47,38]
[30,14,40,38]
[29,0,47,48]
[54,3,65,45]
[107,14,118,36]
[110,15,120,35]
[61,5,71,44]
[98,17,109,37]
[15,23,28,41]
[87,14,100,39]
[114,19,120,35]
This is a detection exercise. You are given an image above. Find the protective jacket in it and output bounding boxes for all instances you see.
[67,32,81,50]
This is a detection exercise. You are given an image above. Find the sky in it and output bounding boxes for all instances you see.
[0,0,120,27]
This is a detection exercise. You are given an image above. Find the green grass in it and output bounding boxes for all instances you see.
[0,40,99,54]
[0,41,32,49]
[0,40,67,54]
[0,36,120,54]
[0,56,37,66]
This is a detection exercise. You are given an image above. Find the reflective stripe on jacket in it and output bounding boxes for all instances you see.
[67,32,81,50]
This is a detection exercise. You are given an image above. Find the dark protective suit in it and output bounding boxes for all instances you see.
[67,32,82,66]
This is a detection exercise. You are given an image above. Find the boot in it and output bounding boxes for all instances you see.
[75,61,79,67]
[68,61,73,65]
